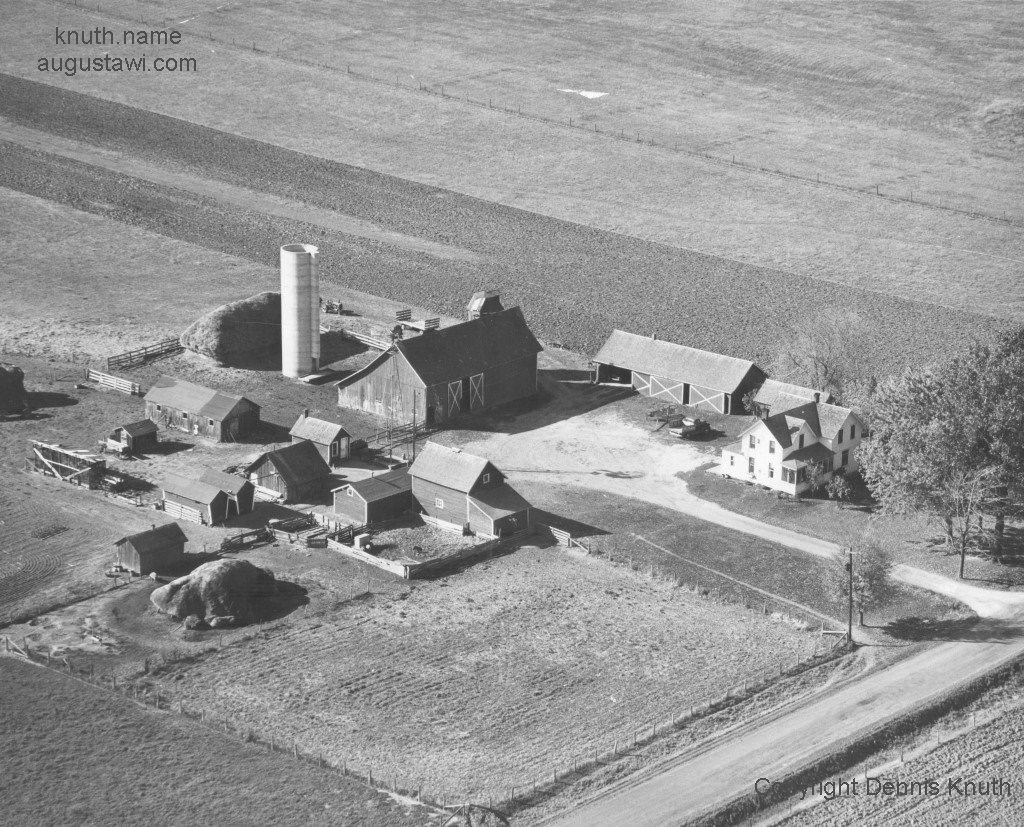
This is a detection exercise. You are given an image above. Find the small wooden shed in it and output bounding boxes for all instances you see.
[332,468,412,525]
[245,440,332,503]
[289,411,350,466]
[144,376,260,442]
[115,523,187,575]
[108,419,159,454]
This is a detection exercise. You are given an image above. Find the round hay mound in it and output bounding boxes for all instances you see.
[180,291,281,367]
[0,363,29,415]
[150,559,280,627]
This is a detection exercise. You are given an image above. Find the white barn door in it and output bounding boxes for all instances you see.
[448,380,463,415]
[469,373,484,410]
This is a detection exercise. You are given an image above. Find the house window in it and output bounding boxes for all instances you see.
[841,449,849,467]
[782,468,792,483]
[482,473,490,484]
[850,424,856,440]
[729,455,734,466]
[837,429,844,444]
[748,457,755,475]
[749,435,756,449]
[798,434,805,449]
[156,405,162,412]
[797,467,807,483]
[330,441,339,457]
[768,464,774,478]
[182,411,189,419]
[208,419,214,426]
[435,497,444,509]
[769,440,775,454]
[346,488,354,497]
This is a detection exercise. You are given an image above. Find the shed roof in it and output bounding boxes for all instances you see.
[115,522,188,554]
[198,467,251,496]
[396,307,542,387]
[246,440,331,488]
[121,419,158,437]
[337,468,412,502]
[593,330,760,394]
[753,380,831,412]
[161,473,223,506]
[781,442,836,468]
[409,442,492,493]
[289,414,350,444]
[470,484,531,520]
[144,376,257,421]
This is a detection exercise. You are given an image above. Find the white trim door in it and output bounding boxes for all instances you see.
[448,380,463,415]
[469,373,484,410]
[648,374,686,404]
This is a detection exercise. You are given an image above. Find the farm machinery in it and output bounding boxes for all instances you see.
[648,405,711,438]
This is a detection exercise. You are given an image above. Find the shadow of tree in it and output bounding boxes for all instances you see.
[27,391,79,409]
[880,615,1024,642]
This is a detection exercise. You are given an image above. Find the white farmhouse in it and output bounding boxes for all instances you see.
[719,400,865,495]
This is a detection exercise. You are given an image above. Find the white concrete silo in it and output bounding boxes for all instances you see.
[280,244,320,378]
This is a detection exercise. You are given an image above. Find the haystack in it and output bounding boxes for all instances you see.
[0,363,29,415]
[180,291,281,367]
[150,559,279,628]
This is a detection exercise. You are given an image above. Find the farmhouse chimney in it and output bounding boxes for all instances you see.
[280,244,320,378]
[814,392,820,403]
[303,408,309,418]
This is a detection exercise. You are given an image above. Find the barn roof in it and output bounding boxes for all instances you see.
[115,522,188,554]
[593,330,760,394]
[409,442,493,493]
[396,307,542,386]
[753,380,831,412]
[121,419,158,437]
[336,468,411,502]
[161,473,223,505]
[144,376,257,420]
[289,414,350,444]
[246,440,331,488]
[198,467,250,496]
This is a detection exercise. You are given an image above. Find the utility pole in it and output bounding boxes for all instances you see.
[845,547,855,647]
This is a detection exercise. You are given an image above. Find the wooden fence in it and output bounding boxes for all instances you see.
[219,527,273,552]
[326,538,412,578]
[85,369,143,396]
[339,330,390,351]
[163,499,204,524]
[106,337,183,370]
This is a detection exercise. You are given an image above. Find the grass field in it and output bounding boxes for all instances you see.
[0,657,430,826]
[137,547,815,801]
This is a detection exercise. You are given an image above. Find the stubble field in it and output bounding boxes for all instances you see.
[143,546,815,802]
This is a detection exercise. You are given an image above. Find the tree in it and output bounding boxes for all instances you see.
[831,542,893,625]
[773,311,878,406]
[860,327,1024,576]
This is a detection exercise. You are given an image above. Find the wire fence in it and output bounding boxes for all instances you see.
[56,0,1023,229]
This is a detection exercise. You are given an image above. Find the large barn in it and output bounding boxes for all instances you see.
[409,442,531,538]
[592,330,766,415]
[144,376,260,442]
[336,306,542,425]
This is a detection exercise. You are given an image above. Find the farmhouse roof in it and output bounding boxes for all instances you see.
[144,376,257,420]
[470,484,531,520]
[593,330,760,393]
[289,414,350,444]
[198,467,250,496]
[161,473,223,506]
[409,442,492,493]
[121,419,158,437]
[781,442,835,468]
[396,307,542,386]
[336,468,411,502]
[115,522,188,553]
[245,440,331,488]
[753,380,832,412]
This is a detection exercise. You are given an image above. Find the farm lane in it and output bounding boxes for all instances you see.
[544,621,1024,827]
[0,117,480,264]
[891,565,1024,620]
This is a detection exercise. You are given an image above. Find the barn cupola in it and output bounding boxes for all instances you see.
[467,289,503,320]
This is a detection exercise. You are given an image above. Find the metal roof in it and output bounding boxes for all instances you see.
[198,467,251,496]
[593,330,760,394]
[120,419,158,437]
[337,468,412,502]
[115,522,188,554]
[409,442,493,493]
[289,415,350,444]
[144,376,257,421]
[161,473,224,505]
[753,380,831,412]
[396,307,542,387]
[246,440,331,488]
